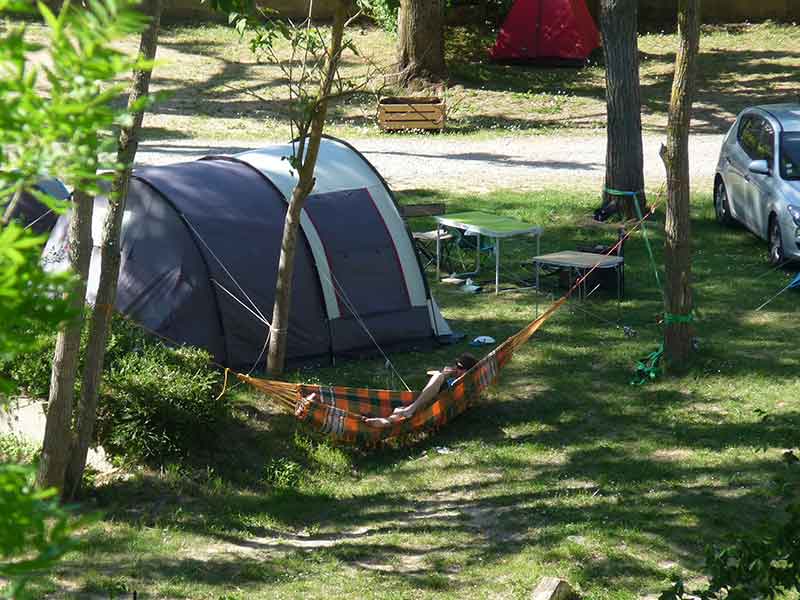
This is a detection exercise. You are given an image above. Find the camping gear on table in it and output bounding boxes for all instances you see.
[490,0,600,64]
[43,136,452,369]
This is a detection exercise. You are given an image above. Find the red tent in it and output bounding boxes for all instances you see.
[490,0,600,63]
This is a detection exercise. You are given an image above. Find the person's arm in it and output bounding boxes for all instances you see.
[392,370,446,419]
[364,371,447,429]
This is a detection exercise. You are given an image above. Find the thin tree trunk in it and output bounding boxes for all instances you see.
[600,0,646,219]
[1,189,23,226]
[37,188,93,491]
[266,1,348,376]
[661,0,700,371]
[398,0,446,86]
[64,0,163,499]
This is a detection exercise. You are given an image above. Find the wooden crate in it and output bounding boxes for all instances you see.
[377,96,445,131]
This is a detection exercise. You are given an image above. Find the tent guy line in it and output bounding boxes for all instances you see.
[182,215,271,326]
[183,186,412,388]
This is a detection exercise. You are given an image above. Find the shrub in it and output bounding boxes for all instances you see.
[264,457,302,490]
[661,450,800,599]
[0,323,61,400]
[0,315,227,464]
[365,0,400,32]
[0,464,79,598]
[364,0,514,32]
[98,341,226,462]
[0,434,38,464]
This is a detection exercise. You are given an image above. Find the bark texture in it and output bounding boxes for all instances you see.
[1,189,23,226]
[661,0,700,371]
[37,188,93,491]
[397,0,446,86]
[266,0,348,375]
[600,0,646,218]
[63,0,164,499]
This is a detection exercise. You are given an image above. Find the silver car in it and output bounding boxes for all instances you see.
[714,103,800,264]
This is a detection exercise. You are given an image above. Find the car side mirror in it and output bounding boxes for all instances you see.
[748,159,771,176]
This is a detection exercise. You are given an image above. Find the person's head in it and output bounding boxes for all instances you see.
[445,352,477,376]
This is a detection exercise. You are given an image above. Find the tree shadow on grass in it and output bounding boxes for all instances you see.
[60,190,800,597]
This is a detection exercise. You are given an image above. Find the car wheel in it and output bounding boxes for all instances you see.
[768,216,785,266]
[714,178,734,225]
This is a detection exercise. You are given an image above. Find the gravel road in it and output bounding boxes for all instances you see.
[136,132,725,194]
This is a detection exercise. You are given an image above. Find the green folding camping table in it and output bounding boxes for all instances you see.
[434,211,543,295]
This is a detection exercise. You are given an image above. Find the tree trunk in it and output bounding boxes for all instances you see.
[266,1,348,376]
[397,0,446,86]
[63,0,163,500]
[600,0,646,219]
[661,0,700,371]
[37,188,93,491]
[1,189,23,226]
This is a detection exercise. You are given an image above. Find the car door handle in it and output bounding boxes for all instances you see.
[725,156,732,165]
[744,174,751,182]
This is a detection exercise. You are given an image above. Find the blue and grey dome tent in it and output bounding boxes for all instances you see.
[44,136,452,368]
[8,178,69,234]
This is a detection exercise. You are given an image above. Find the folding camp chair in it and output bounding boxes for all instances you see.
[400,203,455,272]
[445,226,497,277]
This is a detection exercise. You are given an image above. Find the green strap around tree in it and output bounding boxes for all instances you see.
[606,189,682,385]
[663,312,695,325]
[605,189,697,383]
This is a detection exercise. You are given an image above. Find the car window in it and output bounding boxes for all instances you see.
[738,116,759,158]
[780,132,800,181]
[759,120,775,167]
[738,114,774,165]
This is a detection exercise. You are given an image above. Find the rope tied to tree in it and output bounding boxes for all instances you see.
[604,188,697,385]
[215,367,231,402]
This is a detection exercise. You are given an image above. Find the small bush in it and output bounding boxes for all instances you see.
[0,433,38,464]
[366,0,400,32]
[364,0,514,32]
[264,457,302,490]
[98,342,226,462]
[0,315,226,464]
[0,325,58,399]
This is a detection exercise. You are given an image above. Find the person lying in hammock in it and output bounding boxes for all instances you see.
[362,352,478,429]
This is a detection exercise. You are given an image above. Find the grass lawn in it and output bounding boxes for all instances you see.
[11,19,800,141]
[30,189,800,599]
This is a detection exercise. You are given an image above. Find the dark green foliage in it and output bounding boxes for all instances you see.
[364,0,513,32]
[98,337,226,462]
[0,0,152,595]
[1,316,226,464]
[363,0,400,31]
[263,457,302,490]
[0,464,80,599]
[0,224,73,395]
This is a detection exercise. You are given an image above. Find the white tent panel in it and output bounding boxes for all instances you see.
[235,137,429,309]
